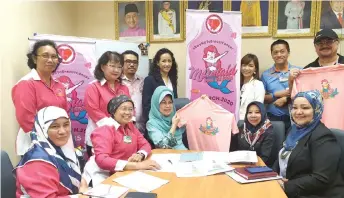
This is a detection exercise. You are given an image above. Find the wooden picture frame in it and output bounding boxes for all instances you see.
[115,0,149,42]
[148,0,185,42]
[228,0,273,37]
[315,0,344,38]
[185,0,230,12]
[273,0,316,38]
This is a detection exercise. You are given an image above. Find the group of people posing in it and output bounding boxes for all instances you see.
[11,28,344,198]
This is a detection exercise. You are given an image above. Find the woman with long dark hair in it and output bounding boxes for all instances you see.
[239,53,265,120]
[142,48,178,124]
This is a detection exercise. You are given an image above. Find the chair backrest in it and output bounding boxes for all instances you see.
[1,150,16,198]
[237,120,285,150]
[330,128,344,177]
[174,98,191,111]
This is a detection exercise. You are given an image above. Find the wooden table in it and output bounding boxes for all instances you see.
[99,149,287,198]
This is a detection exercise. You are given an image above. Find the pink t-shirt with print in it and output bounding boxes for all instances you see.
[177,97,239,152]
[292,65,344,130]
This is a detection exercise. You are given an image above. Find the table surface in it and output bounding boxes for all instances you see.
[99,149,287,198]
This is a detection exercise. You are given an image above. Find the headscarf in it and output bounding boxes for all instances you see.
[284,90,324,151]
[107,95,134,116]
[147,86,185,137]
[16,106,81,194]
[243,101,272,148]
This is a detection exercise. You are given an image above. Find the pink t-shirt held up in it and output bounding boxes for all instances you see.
[177,97,239,152]
[292,65,344,130]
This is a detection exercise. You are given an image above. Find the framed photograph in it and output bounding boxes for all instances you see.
[185,0,229,12]
[149,1,184,42]
[229,0,273,37]
[273,1,316,38]
[316,1,344,37]
[115,1,149,42]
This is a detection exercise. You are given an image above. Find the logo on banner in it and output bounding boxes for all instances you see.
[320,79,339,99]
[57,44,76,64]
[199,117,219,135]
[206,14,223,34]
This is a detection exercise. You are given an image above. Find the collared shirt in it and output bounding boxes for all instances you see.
[84,79,130,146]
[304,54,344,69]
[122,74,145,133]
[12,69,68,155]
[120,26,146,37]
[261,63,301,116]
[91,122,151,174]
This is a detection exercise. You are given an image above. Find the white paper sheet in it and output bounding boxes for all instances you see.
[227,151,258,164]
[83,184,129,198]
[113,171,169,193]
[175,160,234,178]
[150,154,180,172]
[226,171,282,184]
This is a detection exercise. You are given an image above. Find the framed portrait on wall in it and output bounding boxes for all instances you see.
[115,1,149,42]
[316,1,344,37]
[229,0,273,37]
[185,0,229,12]
[149,1,184,42]
[273,1,316,38]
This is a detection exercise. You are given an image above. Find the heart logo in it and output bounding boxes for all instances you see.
[208,19,220,30]
[58,48,73,61]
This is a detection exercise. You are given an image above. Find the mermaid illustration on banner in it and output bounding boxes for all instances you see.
[57,76,88,124]
[202,45,232,94]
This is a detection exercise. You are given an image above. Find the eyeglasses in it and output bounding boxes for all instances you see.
[124,59,138,65]
[160,101,173,106]
[118,106,134,113]
[315,39,337,46]
[37,53,59,61]
[107,64,123,70]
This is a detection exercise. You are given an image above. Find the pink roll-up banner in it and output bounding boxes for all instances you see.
[186,10,241,119]
[30,36,97,149]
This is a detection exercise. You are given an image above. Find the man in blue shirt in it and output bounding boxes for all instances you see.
[261,39,301,133]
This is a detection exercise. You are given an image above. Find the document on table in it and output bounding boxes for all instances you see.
[113,171,169,193]
[226,171,282,184]
[150,154,180,172]
[175,160,234,178]
[83,184,129,198]
[227,151,258,164]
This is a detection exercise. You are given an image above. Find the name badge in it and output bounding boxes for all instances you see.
[279,77,288,82]
[123,135,132,144]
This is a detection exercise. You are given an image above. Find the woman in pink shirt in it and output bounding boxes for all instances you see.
[15,106,88,198]
[84,95,160,185]
[84,51,130,156]
[12,40,69,156]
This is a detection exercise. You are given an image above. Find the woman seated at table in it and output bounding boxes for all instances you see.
[147,86,187,150]
[87,95,160,184]
[14,106,88,198]
[276,90,344,197]
[230,101,277,168]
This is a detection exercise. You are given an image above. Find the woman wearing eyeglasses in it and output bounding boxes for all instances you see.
[83,95,160,186]
[147,86,187,150]
[12,39,71,156]
[84,51,130,157]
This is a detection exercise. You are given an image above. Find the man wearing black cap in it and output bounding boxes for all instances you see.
[120,3,146,37]
[289,29,344,88]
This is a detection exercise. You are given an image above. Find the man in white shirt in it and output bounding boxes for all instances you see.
[121,50,145,134]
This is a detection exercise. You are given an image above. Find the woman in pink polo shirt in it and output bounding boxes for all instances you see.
[84,51,130,156]
[12,40,69,156]
[83,95,160,186]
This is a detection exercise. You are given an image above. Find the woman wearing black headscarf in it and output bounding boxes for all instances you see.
[230,101,277,167]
